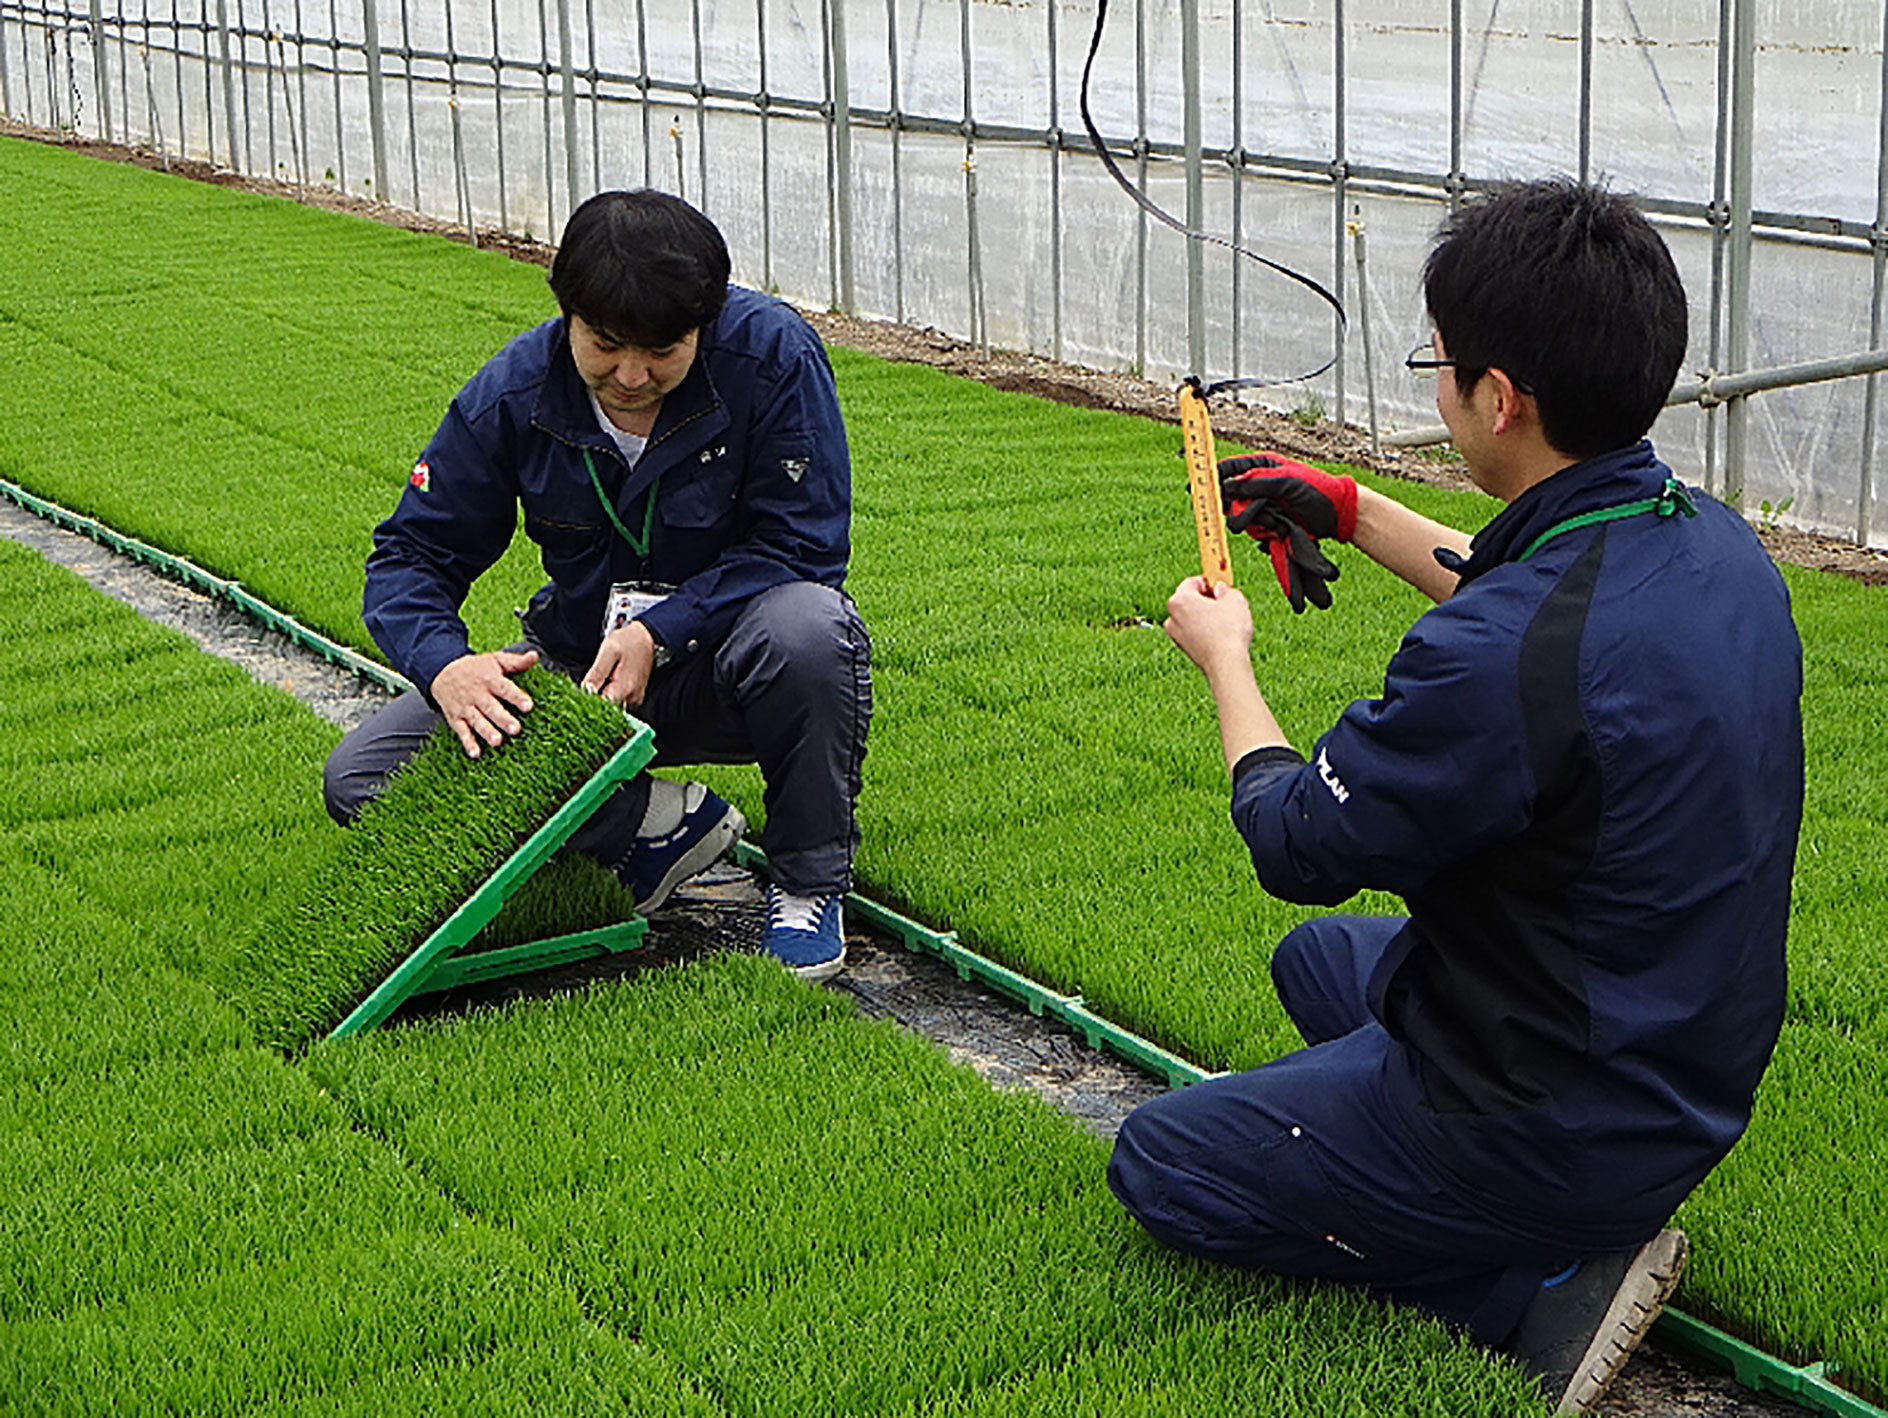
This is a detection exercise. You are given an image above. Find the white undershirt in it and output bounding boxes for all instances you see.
[588,390,648,466]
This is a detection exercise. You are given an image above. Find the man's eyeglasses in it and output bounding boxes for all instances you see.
[1405,338,1534,396]
[1405,340,1454,379]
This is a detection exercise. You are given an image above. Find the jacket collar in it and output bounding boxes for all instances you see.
[532,315,725,466]
[1450,441,1671,587]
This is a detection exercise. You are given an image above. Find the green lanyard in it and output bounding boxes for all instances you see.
[583,449,660,558]
[1515,477,1697,563]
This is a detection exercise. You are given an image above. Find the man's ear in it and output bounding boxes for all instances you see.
[1485,367,1533,437]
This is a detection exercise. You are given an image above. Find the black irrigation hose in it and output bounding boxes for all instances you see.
[1078,0,1347,397]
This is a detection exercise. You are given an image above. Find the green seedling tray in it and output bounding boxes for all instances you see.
[326,726,657,1041]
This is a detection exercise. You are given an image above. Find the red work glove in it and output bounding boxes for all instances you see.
[1220,454,1357,614]
[1219,454,1359,543]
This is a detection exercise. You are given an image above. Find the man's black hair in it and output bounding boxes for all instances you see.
[548,189,731,348]
[1423,179,1687,461]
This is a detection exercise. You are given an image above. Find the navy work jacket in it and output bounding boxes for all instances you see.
[363,286,851,695]
[1232,442,1804,1247]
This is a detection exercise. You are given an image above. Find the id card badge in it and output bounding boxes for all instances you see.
[603,581,674,636]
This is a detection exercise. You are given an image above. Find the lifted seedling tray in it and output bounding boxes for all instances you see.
[327,726,656,1042]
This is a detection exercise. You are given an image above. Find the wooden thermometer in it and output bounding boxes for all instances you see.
[1178,380,1234,588]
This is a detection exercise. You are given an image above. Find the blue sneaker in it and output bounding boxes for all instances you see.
[761,884,847,981]
[618,783,746,914]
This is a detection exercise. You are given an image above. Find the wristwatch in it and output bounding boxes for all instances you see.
[650,635,673,669]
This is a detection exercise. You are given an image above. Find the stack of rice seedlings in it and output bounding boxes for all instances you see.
[229,668,643,1051]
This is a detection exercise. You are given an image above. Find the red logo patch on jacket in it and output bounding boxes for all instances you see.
[409,460,431,492]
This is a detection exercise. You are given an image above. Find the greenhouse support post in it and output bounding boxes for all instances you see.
[1704,0,1733,499]
[1331,0,1348,427]
[1229,0,1244,381]
[555,0,576,227]
[884,0,904,323]
[360,0,388,201]
[1045,0,1060,360]
[1352,212,1379,455]
[1860,0,1888,546]
[86,0,109,142]
[1181,0,1204,380]
[216,0,236,168]
[690,0,706,215]
[756,0,771,291]
[1577,0,1593,182]
[830,0,854,316]
[1723,0,1757,510]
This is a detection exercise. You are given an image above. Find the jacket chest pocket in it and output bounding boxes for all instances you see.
[661,462,741,530]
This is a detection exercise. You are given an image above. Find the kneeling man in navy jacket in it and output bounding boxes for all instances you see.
[1109,180,1802,1414]
[325,189,870,980]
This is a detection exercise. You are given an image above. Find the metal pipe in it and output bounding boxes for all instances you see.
[489,0,507,230]
[1722,0,1756,510]
[361,0,388,200]
[1229,0,1243,381]
[690,0,705,209]
[84,0,105,140]
[398,0,417,208]
[1351,210,1378,455]
[959,0,983,353]
[1448,0,1462,213]
[1046,0,1058,361]
[1133,0,1147,375]
[885,0,902,324]
[819,0,834,302]
[263,0,279,179]
[583,0,596,191]
[293,0,310,184]
[1,0,14,118]
[1385,347,1888,449]
[1331,0,1347,427]
[536,0,552,232]
[634,0,648,186]
[445,0,473,241]
[1703,0,1733,497]
[1578,0,1592,183]
[326,0,342,191]
[555,0,575,222]
[1181,0,1203,379]
[238,0,256,171]
[1859,0,1888,547]
[755,0,770,290]
[175,0,187,161]
[216,0,237,168]
[830,0,853,314]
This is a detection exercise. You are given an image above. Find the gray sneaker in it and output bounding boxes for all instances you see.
[1506,1229,1689,1415]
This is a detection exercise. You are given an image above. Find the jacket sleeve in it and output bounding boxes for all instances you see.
[362,395,521,698]
[1231,599,1539,905]
[638,336,850,658]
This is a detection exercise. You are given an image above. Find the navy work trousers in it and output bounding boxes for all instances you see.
[323,581,871,897]
[1108,915,1586,1347]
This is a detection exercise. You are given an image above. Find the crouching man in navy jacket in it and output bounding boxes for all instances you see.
[1108,180,1803,1414]
[324,189,870,979]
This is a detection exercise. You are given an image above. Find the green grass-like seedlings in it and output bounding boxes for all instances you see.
[6,134,1888,1403]
[227,668,639,1051]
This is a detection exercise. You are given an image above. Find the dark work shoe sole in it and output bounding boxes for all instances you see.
[1552,1229,1689,1415]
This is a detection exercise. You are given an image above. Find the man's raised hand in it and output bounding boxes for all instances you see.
[430,648,539,758]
